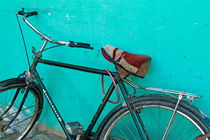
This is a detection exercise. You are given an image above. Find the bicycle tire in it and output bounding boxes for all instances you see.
[0,78,43,139]
[97,94,210,140]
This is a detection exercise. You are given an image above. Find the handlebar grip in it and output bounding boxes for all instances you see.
[17,10,24,15]
[69,41,93,49]
[25,11,38,17]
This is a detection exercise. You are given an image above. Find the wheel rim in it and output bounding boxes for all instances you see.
[103,105,206,140]
[0,87,39,139]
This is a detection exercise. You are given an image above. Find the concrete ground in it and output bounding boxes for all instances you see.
[31,124,66,140]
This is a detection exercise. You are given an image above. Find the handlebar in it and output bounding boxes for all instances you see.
[16,8,93,50]
[17,9,38,17]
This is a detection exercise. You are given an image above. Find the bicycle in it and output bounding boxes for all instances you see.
[0,8,210,140]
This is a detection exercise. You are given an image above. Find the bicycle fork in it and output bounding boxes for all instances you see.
[0,85,31,132]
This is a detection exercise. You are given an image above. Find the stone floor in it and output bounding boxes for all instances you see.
[31,124,66,140]
[32,132,66,140]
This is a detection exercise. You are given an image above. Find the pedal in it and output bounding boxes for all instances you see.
[65,121,84,136]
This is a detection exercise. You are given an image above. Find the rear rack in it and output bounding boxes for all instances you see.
[123,79,200,100]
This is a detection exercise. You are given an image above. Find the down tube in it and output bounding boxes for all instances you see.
[31,68,74,140]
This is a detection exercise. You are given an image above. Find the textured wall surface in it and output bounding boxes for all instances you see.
[0,0,210,131]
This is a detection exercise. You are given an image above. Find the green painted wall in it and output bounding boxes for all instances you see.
[0,0,210,132]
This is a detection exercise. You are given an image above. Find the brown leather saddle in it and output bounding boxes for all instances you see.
[101,45,151,78]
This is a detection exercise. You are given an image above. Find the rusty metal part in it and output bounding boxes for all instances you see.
[194,132,210,140]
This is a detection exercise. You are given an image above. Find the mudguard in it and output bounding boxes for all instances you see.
[0,78,26,91]
[0,78,43,106]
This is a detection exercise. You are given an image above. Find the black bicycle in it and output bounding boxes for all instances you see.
[0,9,210,140]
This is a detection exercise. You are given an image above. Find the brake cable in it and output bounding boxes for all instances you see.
[101,69,120,104]
[16,13,31,68]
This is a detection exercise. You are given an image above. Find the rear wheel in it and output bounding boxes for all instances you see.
[0,78,43,139]
[97,94,210,140]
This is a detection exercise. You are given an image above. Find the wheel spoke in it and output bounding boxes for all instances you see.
[0,83,41,139]
[115,122,128,139]
[6,116,33,130]
[121,116,137,140]
[1,105,35,119]
[99,95,208,140]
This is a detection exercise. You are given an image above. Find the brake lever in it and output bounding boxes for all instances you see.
[68,41,93,50]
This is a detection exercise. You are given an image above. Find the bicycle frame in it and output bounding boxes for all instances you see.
[17,10,204,140]
[24,38,145,140]
[10,11,147,139]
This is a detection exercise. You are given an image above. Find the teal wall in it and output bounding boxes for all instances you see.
[0,0,210,131]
